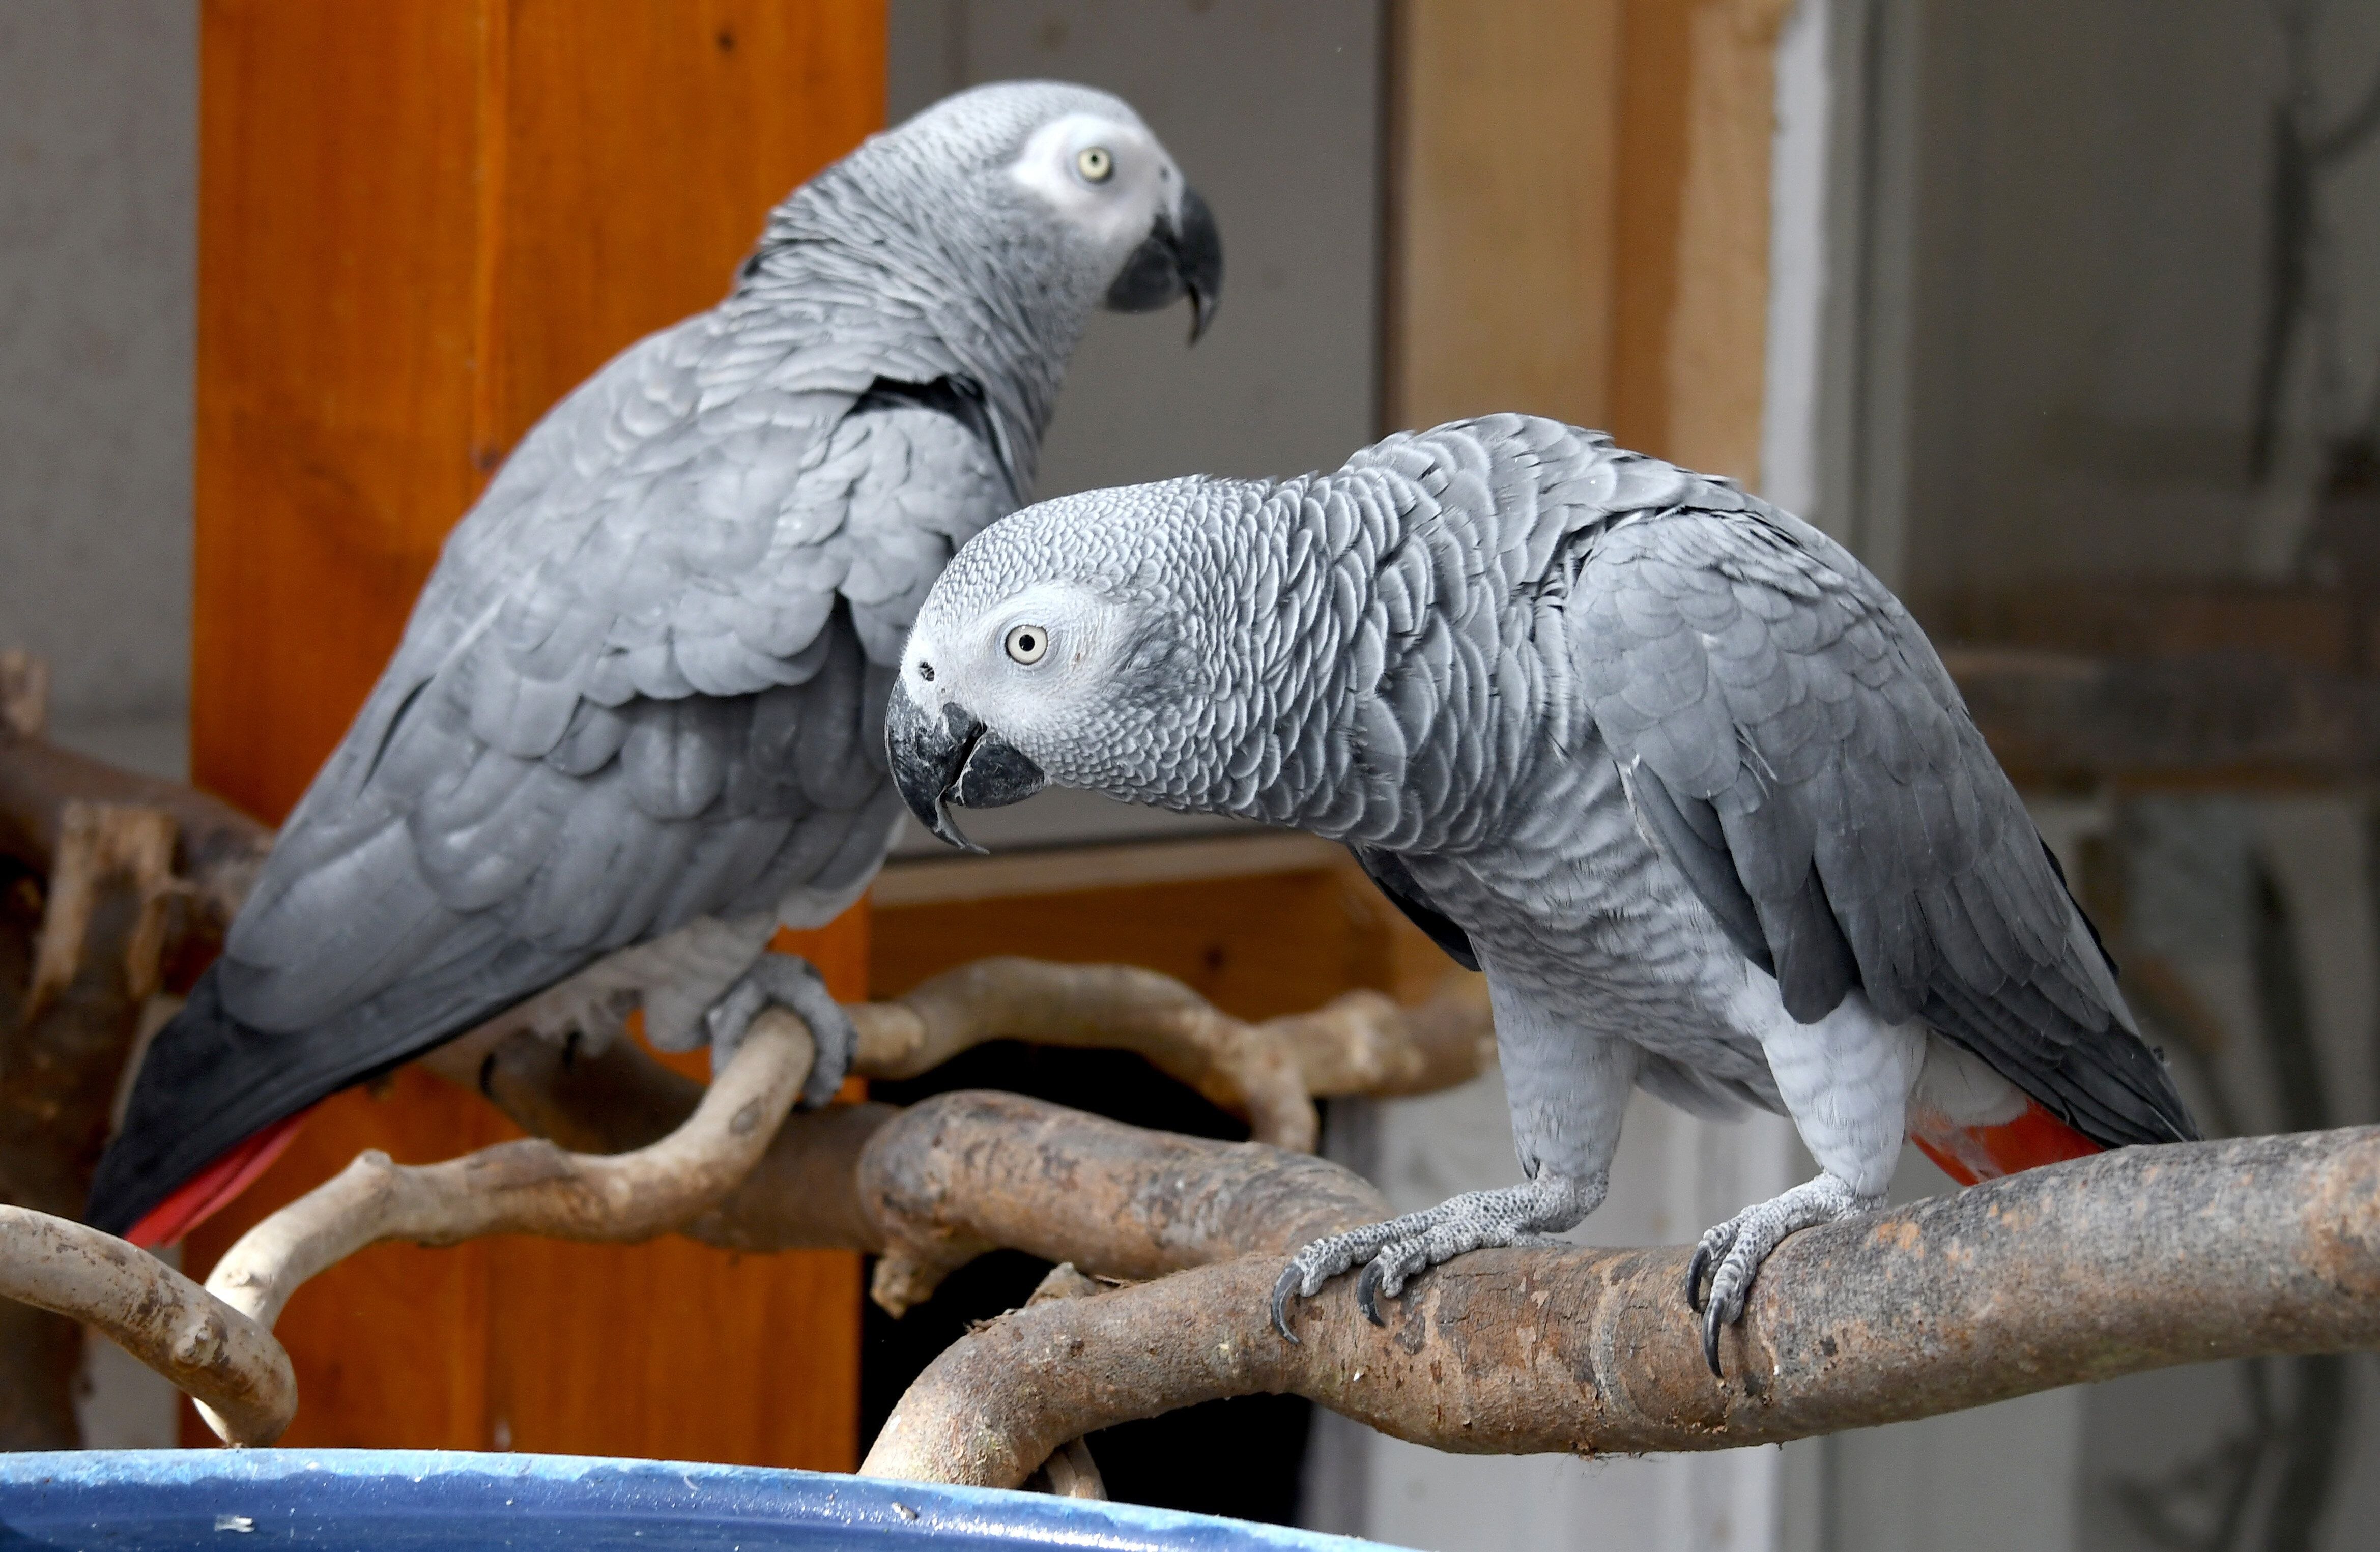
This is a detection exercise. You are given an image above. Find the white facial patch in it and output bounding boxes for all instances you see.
[1007,112,1175,260]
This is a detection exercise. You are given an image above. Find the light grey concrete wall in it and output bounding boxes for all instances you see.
[884,0,1380,855]
[1878,0,2380,600]
[1820,5,2380,1549]
[0,0,194,1452]
[0,0,195,780]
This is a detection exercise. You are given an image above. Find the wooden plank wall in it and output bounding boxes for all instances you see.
[183,0,884,1464]
[1390,0,1790,481]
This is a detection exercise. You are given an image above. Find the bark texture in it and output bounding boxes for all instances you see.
[859,1089,1389,1315]
[862,1128,2380,1486]
[0,1205,294,1445]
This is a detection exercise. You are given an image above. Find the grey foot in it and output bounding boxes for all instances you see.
[703,951,857,1109]
[1269,1171,1604,1342]
[1685,1171,1879,1377]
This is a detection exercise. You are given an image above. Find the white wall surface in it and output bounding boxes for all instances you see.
[0,0,194,780]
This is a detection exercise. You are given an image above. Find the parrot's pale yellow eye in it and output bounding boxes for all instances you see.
[1075,146,1114,184]
[1004,623,1050,666]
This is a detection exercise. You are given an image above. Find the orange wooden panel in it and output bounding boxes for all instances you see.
[188,0,886,1460]
[483,1239,862,1467]
[486,2,893,464]
[1605,0,1694,465]
[192,0,492,825]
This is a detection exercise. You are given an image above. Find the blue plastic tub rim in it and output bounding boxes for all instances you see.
[0,1449,1407,1552]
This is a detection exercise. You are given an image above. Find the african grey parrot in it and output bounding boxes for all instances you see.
[86,81,1222,1245]
[883,415,2195,1371]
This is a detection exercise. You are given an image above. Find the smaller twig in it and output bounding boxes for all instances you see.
[194,1007,817,1443]
[1267,975,1495,1099]
[850,957,1496,1154]
[0,1206,293,1445]
[853,958,1318,1149]
[418,956,1486,1271]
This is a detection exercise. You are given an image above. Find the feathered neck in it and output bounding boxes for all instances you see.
[723,159,1087,497]
[1140,444,1564,852]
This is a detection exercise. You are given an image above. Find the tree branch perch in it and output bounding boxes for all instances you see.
[0,1206,293,1445]
[861,1128,2380,1486]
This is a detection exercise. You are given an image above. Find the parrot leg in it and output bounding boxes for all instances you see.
[703,951,858,1109]
[1269,1168,1607,1341]
[1685,1171,1881,1376]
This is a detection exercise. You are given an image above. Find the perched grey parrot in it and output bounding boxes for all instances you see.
[88,81,1221,1245]
[884,415,2195,1372]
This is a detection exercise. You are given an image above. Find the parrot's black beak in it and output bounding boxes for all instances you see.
[886,693,1046,854]
[1105,185,1223,343]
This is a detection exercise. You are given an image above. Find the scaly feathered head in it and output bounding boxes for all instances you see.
[749,81,1222,344]
[885,475,1280,848]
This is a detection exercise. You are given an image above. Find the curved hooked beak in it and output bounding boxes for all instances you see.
[1104,185,1223,343]
[886,691,1046,853]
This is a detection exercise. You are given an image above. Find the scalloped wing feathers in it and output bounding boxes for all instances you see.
[1211,416,2194,1153]
[1560,485,2193,1148]
[223,309,1006,1046]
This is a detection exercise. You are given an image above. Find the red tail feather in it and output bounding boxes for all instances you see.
[1909,1096,2103,1188]
[122,1109,311,1249]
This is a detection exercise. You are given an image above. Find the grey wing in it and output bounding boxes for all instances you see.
[1568,501,2197,1148]
[218,316,1011,1081]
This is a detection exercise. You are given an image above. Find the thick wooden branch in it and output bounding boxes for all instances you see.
[862,1128,2380,1486]
[858,1089,1390,1315]
[0,1206,293,1446]
[1020,1264,1110,1500]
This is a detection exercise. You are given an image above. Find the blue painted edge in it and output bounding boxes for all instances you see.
[0,1450,1407,1552]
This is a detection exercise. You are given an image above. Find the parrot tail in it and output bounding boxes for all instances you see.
[119,1109,309,1249]
[86,963,347,1242]
[1907,1096,2104,1187]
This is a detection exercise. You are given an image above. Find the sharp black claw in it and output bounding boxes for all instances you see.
[1685,1242,1711,1313]
[1703,1301,1726,1379]
[1355,1259,1389,1327]
[1270,1264,1304,1344]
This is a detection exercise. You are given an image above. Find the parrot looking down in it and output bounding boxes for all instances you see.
[884,415,2197,1373]
[85,81,1222,1246]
